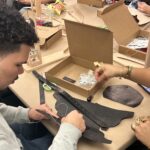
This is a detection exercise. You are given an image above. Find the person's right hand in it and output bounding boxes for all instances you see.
[61,110,86,132]
[94,64,128,83]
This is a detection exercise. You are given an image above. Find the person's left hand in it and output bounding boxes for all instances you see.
[133,120,150,149]
[28,104,58,121]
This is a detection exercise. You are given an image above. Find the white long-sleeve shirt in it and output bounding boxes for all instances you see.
[0,103,82,150]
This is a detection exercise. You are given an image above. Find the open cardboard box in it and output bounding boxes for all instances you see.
[45,20,113,97]
[97,0,150,60]
[77,0,105,8]
[23,10,62,50]
[37,27,62,50]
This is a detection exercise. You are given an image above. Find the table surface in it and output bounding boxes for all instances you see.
[10,1,150,150]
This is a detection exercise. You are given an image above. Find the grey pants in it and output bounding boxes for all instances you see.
[10,122,54,150]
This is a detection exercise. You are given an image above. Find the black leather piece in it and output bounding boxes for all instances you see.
[103,85,143,107]
[54,91,111,144]
[53,91,134,143]
[83,128,110,143]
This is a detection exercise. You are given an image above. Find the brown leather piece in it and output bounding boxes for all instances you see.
[103,85,143,107]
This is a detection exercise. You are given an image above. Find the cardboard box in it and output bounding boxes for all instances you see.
[23,10,62,50]
[38,27,62,50]
[97,0,150,60]
[45,20,113,97]
[77,0,105,8]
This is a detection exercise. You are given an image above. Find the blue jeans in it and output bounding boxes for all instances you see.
[10,122,54,150]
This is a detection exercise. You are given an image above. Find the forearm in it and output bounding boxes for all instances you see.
[0,103,30,124]
[95,63,150,87]
[128,67,150,87]
[49,123,82,150]
[112,65,150,87]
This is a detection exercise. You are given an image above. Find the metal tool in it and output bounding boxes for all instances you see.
[36,73,61,125]
[39,80,45,104]
[36,109,61,125]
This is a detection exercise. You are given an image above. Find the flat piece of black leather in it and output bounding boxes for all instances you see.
[53,91,134,143]
[103,85,143,107]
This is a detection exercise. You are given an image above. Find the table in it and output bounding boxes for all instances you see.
[10,60,150,150]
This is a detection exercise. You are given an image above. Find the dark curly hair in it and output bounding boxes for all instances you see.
[0,5,39,55]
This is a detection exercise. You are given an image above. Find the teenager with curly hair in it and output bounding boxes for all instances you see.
[0,6,85,150]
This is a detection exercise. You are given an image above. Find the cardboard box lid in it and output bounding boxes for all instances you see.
[64,20,113,63]
[99,0,140,45]
[77,0,104,7]
[37,26,61,46]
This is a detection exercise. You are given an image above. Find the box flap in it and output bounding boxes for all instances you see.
[77,0,104,7]
[99,0,140,45]
[64,20,113,63]
[37,27,61,46]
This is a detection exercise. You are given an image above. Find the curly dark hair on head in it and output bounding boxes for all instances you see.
[0,5,39,55]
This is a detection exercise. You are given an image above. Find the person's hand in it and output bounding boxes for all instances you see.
[138,2,150,14]
[61,110,86,132]
[133,120,150,149]
[28,104,58,121]
[94,63,128,83]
